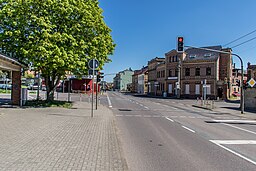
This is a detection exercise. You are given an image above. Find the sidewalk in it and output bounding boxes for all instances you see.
[132,93,256,119]
[181,99,256,120]
[0,102,128,171]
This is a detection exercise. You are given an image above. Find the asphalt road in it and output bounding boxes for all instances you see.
[100,91,256,171]
[1,91,256,170]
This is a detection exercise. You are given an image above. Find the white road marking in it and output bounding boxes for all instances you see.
[165,117,174,122]
[212,120,256,123]
[116,115,122,117]
[182,126,195,133]
[210,140,256,166]
[210,140,256,145]
[144,106,149,109]
[223,123,256,135]
[106,94,112,108]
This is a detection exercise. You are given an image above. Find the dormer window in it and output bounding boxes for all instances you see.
[204,53,213,57]
[189,54,196,58]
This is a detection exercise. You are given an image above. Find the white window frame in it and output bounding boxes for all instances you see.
[195,84,200,95]
[168,84,173,94]
[185,84,190,94]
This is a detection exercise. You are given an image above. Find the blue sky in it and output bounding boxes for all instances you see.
[99,0,256,82]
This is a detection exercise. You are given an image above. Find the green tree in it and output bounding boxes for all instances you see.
[0,0,115,101]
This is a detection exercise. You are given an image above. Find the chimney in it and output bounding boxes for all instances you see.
[247,62,251,68]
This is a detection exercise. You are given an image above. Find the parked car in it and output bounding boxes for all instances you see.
[0,84,12,90]
[27,84,39,90]
[232,91,241,97]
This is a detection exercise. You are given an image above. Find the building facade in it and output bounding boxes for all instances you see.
[147,57,165,96]
[113,68,134,91]
[247,62,256,81]
[181,46,232,99]
[138,67,148,94]
[146,46,234,100]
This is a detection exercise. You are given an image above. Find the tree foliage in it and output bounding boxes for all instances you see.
[0,0,115,100]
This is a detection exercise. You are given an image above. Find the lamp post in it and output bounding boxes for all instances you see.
[232,54,244,114]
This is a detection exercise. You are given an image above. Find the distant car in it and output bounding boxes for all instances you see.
[0,84,12,90]
[42,85,46,91]
[28,84,39,90]
[232,91,240,97]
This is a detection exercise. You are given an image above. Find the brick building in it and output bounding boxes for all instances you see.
[247,62,256,80]
[165,50,180,96]
[147,46,234,99]
[132,66,148,94]
[0,53,24,105]
[147,57,165,96]
[181,46,232,99]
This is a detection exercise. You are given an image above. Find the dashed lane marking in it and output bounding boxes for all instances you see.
[165,117,174,122]
[106,93,112,108]
[182,126,195,133]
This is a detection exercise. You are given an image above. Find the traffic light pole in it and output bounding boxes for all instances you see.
[96,77,98,110]
[184,45,244,114]
[91,60,95,117]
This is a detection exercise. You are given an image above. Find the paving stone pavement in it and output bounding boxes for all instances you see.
[0,102,128,171]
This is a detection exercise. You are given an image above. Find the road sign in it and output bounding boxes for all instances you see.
[88,59,99,69]
[88,69,98,75]
[248,78,256,87]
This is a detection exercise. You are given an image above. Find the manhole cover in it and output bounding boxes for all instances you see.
[118,109,132,111]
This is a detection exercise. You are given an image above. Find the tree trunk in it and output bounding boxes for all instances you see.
[45,74,60,102]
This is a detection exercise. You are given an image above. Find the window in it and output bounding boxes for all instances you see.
[206,85,211,95]
[162,70,165,77]
[195,84,200,94]
[169,70,172,77]
[189,54,196,58]
[206,67,211,76]
[185,68,190,76]
[195,68,200,76]
[157,71,160,78]
[168,84,173,94]
[175,55,178,62]
[185,84,190,94]
[204,53,213,57]
[169,57,172,63]
[175,69,178,77]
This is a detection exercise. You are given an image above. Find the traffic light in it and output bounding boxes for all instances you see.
[177,36,184,53]
[243,80,248,89]
[97,72,104,82]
